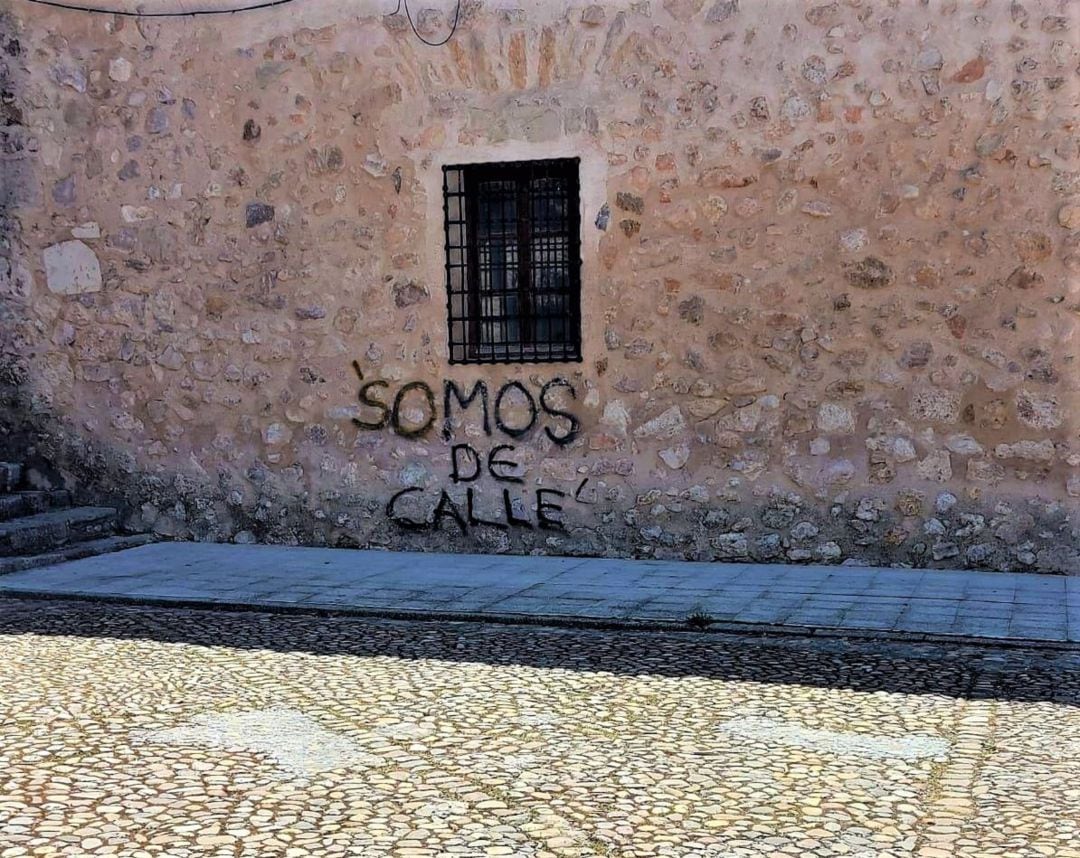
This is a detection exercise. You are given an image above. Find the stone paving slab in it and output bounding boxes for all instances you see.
[0,542,1077,645]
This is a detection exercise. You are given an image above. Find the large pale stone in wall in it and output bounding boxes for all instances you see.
[634,406,686,440]
[109,57,132,82]
[1,144,41,208]
[994,440,1055,462]
[706,0,739,23]
[916,450,953,482]
[601,400,630,435]
[43,240,102,295]
[659,443,691,470]
[1058,203,1080,230]
[945,434,983,456]
[909,388,961,424]
[509,107,561,143]
[1015,390,1063,430]
[816,402,856,434]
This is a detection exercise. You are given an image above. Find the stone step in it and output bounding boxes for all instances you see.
[0,490,72,523]
[0,534,157,575]
[0,462,22,493]
[0,506,119,557]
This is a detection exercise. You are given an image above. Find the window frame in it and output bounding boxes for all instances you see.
[442,157,583,365]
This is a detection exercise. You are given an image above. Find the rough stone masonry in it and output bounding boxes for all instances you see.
[0,0,1077,573]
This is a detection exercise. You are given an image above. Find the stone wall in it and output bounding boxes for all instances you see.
[1,0,1078,572]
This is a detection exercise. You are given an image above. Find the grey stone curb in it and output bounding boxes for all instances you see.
[3,589,1076,652]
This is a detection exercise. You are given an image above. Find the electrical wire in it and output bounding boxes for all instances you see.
[20,0,296,16]
[392,0,461,46]
[19,0,462,42]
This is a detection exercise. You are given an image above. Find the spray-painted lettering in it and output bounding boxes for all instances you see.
[353,363,580,446]
[385,485,567,533]
[350,362,584,533]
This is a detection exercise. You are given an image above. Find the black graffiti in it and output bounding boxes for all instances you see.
[352,366,581,444]
[353,362,391,430]
[488,444,524,483]
[385,486,566,532]
[468,488,506,530]
[352,363,437,437]
[384,486,427,529]
[357,365,583,534]
[539,378,580,446]
[536,488,566,529]
[573,477,593,504]
[493,380,538,437]
[433,489,467,534]
[392,381,436,439]
[443,380,490,440]
[450,444,478,483]
[450,443,524,484]
[354,380,390,429]
[503,489,534,528]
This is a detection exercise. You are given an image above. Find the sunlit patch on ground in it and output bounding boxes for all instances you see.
[715,715,951,760]
[135,708,384,778]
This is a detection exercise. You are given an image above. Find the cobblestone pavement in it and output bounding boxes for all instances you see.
[1,600,1078,858]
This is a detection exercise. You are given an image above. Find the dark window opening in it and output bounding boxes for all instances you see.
[443,158,582,365]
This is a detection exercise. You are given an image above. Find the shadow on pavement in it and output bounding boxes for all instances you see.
[1,597,1077,707]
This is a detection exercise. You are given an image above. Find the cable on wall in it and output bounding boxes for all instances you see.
[19,0,462,42]
[19,0,296,17]
[391,0,461,46]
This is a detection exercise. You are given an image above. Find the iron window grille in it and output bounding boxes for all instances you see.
[442,158,582,364]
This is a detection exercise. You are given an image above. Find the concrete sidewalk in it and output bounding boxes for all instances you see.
[0,542,1077,646]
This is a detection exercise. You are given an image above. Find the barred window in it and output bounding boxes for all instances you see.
[442,158,582,364]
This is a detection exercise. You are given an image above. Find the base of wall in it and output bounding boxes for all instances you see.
[3,381,1075,577]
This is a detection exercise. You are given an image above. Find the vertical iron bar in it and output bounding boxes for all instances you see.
[464,166,482,361]
[442,166,456,363]
[566,158,582,361]
[516,169,532,353]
